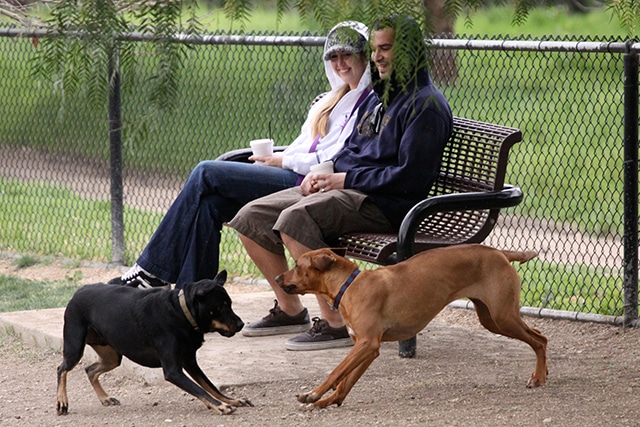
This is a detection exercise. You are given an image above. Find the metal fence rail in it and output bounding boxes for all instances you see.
[0,28,637,322]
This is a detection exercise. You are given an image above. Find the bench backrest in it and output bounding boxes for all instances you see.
[338,117,522,265]
[420,117,521,241]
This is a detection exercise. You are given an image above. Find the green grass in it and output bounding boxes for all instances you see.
[0,176,258,269]
[0,275,80,312]
[518,260,622,316]
[443,47,623,236]
[0,177,165,264]
[456,5,636,37]
[198,6,324,32]
[12,254,40,269]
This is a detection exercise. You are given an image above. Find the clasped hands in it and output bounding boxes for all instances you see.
[300,171,346,196]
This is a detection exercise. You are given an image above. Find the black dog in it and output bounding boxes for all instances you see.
[56,271,252,415]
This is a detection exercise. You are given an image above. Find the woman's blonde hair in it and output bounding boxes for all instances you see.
[309,84,351,139]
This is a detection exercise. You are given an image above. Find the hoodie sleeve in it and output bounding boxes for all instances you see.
[280,115,316,175]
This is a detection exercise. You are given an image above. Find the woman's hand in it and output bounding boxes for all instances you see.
[249,153,284,167]
[300,172,346,196]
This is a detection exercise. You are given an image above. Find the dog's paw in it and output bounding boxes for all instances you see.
[100,397,121,406]
[56,402,69,415]
[296,392,318,404]
[230,398,253,407]
[214,403,236,415]
[299,402,317,412]
[526,373,546,388]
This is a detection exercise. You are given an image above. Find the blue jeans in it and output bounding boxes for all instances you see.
[136,160,298,288]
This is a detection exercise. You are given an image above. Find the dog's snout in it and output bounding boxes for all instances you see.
[229,313,244,334]
[275,272,299,294]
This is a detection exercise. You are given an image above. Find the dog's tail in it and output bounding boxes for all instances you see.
[502,250,538,264]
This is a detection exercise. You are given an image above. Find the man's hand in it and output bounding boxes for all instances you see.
[300,172,346,196]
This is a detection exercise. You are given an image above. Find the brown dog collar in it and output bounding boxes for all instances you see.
[332,268,360,311]
[178,289,199,330]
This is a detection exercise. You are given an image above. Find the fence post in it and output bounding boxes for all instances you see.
[623,46,638,326]
[108,43,125,264]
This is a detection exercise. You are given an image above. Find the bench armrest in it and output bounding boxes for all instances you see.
[396,184,523,260]
[215,146,288,163]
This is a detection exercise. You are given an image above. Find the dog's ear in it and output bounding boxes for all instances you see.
[213,270,227,287]
[312,253,336,272]
[191,272,230,297]
[329,247,347,257]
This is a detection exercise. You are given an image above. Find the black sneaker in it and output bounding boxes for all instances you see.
[107,264,171,290]
[242,300,310,337]
[285,317,354,351]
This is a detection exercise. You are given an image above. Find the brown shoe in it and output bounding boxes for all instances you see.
[285,317,354,351]
[242,300,310,337]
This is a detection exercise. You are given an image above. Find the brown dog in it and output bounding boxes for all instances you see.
[276,244,547,410]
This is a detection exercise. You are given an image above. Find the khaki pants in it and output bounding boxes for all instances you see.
[228,187,394,255]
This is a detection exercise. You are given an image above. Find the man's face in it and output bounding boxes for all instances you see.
[370,27,395,80]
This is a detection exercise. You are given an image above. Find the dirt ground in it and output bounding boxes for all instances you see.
[1,258,640,427]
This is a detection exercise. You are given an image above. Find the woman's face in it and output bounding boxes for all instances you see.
[329,51,367,90]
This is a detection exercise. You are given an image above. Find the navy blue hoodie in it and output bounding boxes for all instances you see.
[333,17,453,228]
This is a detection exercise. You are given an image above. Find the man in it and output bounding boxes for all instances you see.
[229,14,453,351]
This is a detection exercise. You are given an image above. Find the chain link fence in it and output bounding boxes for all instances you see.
[0,28,637,321]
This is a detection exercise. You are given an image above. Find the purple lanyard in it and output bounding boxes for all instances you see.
[296,86,372,185]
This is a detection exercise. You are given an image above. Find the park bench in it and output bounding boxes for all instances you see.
[217,116,523,358]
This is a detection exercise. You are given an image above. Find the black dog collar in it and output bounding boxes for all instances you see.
[332,268,361,311]
[178,289,199,330]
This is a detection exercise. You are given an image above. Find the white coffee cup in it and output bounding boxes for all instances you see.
[310,160,334,175]
[250,138,274,158]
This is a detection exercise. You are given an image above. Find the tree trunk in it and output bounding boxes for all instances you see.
[425,0,458,86]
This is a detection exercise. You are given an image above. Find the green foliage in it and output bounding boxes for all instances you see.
[214,0,640,36]
[135,0,199,110]
[115,40,322,174]
[36,0,201,113]
[607,0,640,35]
[30,0,639,123]
[1,7,626,237]
[223,0,253,30]
[512,0,536,27]
[36,0,129,107]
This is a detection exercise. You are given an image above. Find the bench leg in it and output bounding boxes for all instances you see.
[398,336,416,358]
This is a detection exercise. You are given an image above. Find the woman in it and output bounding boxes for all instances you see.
[111,21,372,291]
